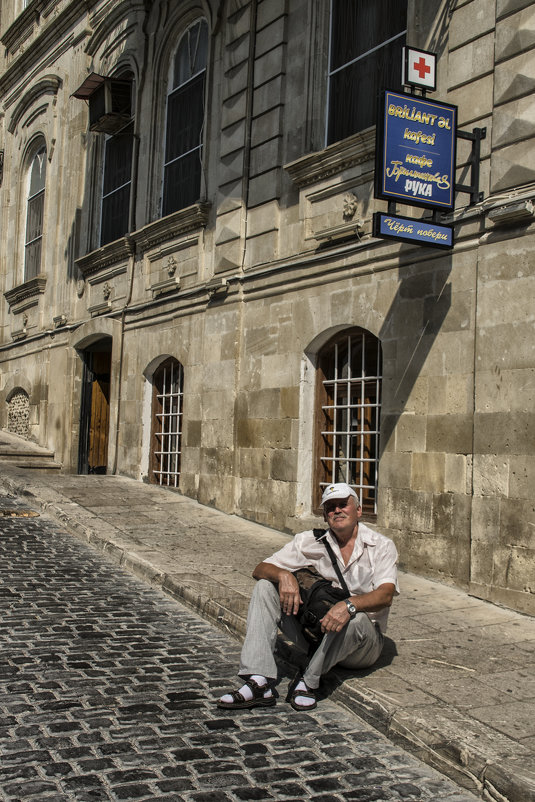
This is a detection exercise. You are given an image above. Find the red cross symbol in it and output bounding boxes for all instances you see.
[414,57,431,79]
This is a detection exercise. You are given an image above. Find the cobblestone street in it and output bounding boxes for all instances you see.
[0,494,479,802]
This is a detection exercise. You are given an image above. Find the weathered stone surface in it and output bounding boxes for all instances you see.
[448,33,495,89]
[449,0,496,50]
[495,50,535,105]
[411,452,446,493]
[426,414,473,454]
[495,3,535,61]
[449,74,494,123]
[490,138,535,190]
[493,94,535,149]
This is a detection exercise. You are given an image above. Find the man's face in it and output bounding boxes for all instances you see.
[323,496,361,534]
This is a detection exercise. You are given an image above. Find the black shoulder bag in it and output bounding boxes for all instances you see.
[294,529,351,646]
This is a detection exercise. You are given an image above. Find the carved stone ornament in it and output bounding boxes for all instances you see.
[76,278,85,298]
[167,256,177,276]
[343,192,359,221]
[102,282,112,300]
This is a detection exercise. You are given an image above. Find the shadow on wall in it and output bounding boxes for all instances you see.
[378,253,453,456]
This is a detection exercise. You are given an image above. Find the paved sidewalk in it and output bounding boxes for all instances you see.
[0,449,534,802]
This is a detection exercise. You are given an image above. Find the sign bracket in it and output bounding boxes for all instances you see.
[455,127,486,205]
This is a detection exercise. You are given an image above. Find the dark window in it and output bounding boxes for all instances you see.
[100,75,134,247]
[315,329,382,516]
[101,121,134,246]
[327,0,407,144]
[150,358,184,487]
[162,19,208,216]
[24,145,46,280]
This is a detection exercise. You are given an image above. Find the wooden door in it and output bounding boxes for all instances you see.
[88,351,110,472]
[78,347,111,474]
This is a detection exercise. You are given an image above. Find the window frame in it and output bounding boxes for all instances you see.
[23,141,47,282]
[149,357,184,488]
[325,0,407,146]
[161,17,208,218]
[314,328,382,517]
[99,73,135,247]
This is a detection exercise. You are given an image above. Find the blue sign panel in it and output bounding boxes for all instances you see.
[373,212,453,250]
[375,90,457,211]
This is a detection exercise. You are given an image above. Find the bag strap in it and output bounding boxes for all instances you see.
[313,528,350,596]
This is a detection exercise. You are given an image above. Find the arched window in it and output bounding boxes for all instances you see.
[7,388,30,439]
[315,328,382,515]
[327,0,407,144]
[150,358,184,487]
[24,143,46,281]
[100,73,135,246]
[162,19,208,216]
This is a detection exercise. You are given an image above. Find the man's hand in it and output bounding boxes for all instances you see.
[320,601,350,633]
[278,572,301,616]
[252,562,301,616]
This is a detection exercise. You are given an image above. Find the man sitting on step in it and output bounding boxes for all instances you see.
[217,482,399,711]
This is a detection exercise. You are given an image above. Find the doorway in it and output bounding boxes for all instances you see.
[78,339,112,474]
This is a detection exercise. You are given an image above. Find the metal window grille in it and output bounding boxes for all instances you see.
[151,359,184,487]
[327,0,407,143]
[318,330,382,515]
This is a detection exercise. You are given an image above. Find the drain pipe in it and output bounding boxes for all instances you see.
[231,0,258,508]
[111,235,136,475]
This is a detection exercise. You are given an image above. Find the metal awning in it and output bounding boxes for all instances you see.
[71,73,106,100]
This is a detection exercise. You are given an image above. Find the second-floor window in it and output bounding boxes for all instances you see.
[327,0,407,145]
[100,76,134,246]
[162,19,208,217]
[24,143,46,281]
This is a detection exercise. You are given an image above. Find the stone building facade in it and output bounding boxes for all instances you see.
[0,0,533,615]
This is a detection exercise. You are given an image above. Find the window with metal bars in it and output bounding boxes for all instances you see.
[315,329,382,516]
[162,19,208,216]
[24,144,46,281]
[327,0,407,144]
[150,358,184,487]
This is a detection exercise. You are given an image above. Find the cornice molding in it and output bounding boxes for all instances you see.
[130,203,211,252]
[4,274,47,310]
[75,236,133,278]
[285,129,376,188]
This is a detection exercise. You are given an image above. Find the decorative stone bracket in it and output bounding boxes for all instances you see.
[4,274,47,314]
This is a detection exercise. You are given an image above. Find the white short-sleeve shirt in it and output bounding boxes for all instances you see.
[263,522,399,633]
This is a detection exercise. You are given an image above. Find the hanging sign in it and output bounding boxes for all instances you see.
[375,89,457,211]
[373,211,453,250]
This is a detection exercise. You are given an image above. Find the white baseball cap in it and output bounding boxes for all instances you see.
[320,483,360,507]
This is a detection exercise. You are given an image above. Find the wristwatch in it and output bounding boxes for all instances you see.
[344,599,357,619]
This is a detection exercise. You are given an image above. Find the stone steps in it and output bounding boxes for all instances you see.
[0,431,62,470]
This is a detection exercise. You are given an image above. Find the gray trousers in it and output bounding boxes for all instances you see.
[239,579,384,689]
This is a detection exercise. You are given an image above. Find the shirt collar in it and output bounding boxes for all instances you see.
[326,522,376,563]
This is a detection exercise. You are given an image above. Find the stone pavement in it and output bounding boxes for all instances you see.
[0,444,534,802]
[0,490,480,802]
